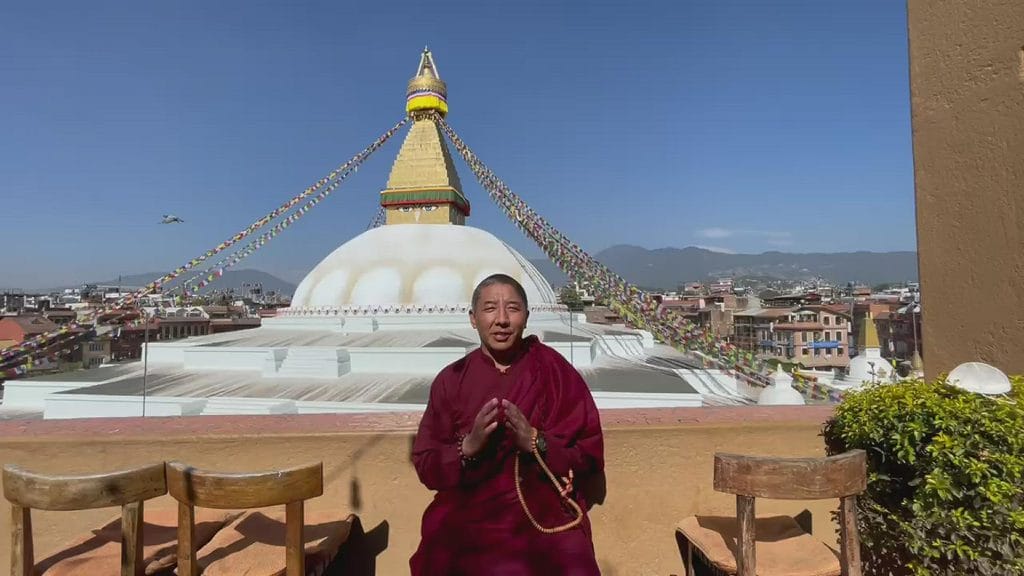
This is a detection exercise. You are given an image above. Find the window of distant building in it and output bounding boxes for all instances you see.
[838,348,845,356]
[836,332,843,341]
[836,317,844,325]
[825,331,831,341]
[814,348,821,357]
[823,316,831,325]
[802,348,809,356]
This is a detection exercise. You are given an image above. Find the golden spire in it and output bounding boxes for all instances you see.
[406,47,448,117]
[859,310,882,351]
[380,49,469,225]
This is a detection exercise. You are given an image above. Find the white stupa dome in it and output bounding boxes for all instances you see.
[757,366,805,406]
[290,224,559,311]
[846,347,886,385]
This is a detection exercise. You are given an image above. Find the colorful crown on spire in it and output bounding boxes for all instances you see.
[406,47,448,117]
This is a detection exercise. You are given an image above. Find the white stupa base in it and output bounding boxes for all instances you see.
[673,369,747,403]
[3,382,91,408]
[262,309,580,332]
[5,311,710,420]
[137,312,653,377]
[44,395,208,419]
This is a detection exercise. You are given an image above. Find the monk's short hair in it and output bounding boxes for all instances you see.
[471,274,529,311]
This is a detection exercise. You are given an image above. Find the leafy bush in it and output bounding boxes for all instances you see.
[822,376,1024,576]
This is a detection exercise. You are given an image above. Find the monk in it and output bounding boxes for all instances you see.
[410,273,605,575]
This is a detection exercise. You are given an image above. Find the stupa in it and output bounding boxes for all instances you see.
[264,49,580,336]
[756,365,805,406]
[4,50,750,419]
[831,310,889,389]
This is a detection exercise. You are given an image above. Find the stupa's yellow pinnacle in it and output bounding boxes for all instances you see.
[860,310,882,350]
[380,48,469,225]
[406,47,448,117]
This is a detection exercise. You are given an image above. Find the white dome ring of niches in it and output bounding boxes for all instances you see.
[291,225,557,308]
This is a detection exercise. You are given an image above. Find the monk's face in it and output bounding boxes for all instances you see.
[470,282,529,353]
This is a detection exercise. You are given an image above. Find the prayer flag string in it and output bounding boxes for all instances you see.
[1,118,408,373]
[434,113,805,395]
[368,206,387,230]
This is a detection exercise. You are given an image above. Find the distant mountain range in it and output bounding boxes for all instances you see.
[73,269,298,296]
[530,245,918,289]
[36,246,914,298]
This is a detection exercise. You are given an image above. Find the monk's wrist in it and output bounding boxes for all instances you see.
[458,434,481,465]
[530,428,548,455]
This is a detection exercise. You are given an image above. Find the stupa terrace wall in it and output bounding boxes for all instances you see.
[0,406,835,575]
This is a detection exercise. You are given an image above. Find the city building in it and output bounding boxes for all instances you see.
[874,302,924,367]
[41,309,77,326]
[81,337,111,369]
[0,315,61,348]
[0,314,90,371]
[733,305,852,370]
[762,292,825,308]
[0,292,28,314]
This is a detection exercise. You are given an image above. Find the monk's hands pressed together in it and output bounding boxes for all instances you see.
[462,398,500,457]
[501,399,536,452]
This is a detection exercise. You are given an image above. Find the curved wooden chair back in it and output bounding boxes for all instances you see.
[3,463,167,576]
[165,461,324,576]
[711,449,867,576]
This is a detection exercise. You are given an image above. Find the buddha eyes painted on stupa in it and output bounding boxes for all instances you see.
[423,205,438,212]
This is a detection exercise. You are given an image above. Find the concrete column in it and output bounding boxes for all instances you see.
[908,0,1024,377]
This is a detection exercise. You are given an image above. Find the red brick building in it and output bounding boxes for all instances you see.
[874,303,924,362]
[0,315,89,369]
[0,315,60,347]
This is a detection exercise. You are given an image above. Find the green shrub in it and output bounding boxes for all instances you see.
[822,376,1024,576]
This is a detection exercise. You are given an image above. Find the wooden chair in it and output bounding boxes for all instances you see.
[676,450,867,576]
[4,462,167,576]
[166,460,354,576]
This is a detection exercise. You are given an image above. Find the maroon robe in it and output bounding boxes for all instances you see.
[410,335,605,575]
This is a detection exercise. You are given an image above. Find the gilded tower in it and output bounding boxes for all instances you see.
[379,49,471,225]
[858,310,882,352]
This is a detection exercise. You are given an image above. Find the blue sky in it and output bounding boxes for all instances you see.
[0,0,913,288]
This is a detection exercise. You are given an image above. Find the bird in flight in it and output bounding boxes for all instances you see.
[161,214,185,224]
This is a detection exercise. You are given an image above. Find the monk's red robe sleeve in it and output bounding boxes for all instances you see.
[411,371,489,491]
[538,354,605,479]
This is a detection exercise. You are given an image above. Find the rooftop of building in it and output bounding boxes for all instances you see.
[0,314,58,334]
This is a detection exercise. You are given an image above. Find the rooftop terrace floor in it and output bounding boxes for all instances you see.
[0,406,836,574]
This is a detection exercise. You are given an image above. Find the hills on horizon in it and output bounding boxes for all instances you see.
[529,245,918,289]
[30,246,916,297]
[45,269,299,297]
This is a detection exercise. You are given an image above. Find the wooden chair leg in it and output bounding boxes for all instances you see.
[11,504,33,576]
[686,540,696,576]
[839,495,862,576]
[286,500,305,576]
[176,502,198,576]
[736,495,756,576]
[121,500,144,576]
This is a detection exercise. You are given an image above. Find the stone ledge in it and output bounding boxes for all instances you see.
[0,406,833,442]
